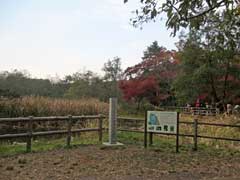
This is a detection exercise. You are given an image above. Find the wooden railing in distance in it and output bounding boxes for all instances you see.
[0,115,105,152]
[156,106,217,116]
[117,117,240,151]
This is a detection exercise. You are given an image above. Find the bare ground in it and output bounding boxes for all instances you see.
[0,145,240,180]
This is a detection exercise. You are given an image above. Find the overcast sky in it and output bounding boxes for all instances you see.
[0,0,178,78]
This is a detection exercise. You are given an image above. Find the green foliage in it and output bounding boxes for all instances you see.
[102,57,122,82]
[124,1,240,106]
[0,70,69,98]
[102,57,122,98]
[124,0,239,36]
[173,22,240,105]
[0,89,19,98]
[64,71,108,101]
[142,41,164,59]
[64,57,123,101]
[0,58,123,102]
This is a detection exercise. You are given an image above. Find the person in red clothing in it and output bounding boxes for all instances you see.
[195,98,200,107]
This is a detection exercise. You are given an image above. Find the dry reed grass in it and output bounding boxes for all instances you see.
[0,96,109,117]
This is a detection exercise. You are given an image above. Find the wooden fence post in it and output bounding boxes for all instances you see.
[149,132,153,146]
[66,115,72,148]
[144,110,148,148]
[26,116,33,152]
[176,112,180,153]
[98,115,103,142]
[193,119,198,151]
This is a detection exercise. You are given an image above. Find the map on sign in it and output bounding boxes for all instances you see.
[147,111,177,134]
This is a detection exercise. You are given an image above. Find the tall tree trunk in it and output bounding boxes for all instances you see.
[207,52,219,105]
[209,74,219,104]
[136,98,143,112]
[222,60,230,110]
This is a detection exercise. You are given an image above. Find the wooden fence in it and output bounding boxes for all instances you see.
[1,115,239,153]
[158,106,217,116]
[117,117,240,150]
[0,115,105,152]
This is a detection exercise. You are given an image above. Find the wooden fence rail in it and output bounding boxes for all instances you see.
[0,115,105,123]
[0,115,105,152]
[1,115,239,153]
[117,117,240,151]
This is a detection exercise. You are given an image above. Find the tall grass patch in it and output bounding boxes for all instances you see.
[0,96,108,117]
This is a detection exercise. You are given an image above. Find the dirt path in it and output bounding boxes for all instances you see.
[0,145,239,180]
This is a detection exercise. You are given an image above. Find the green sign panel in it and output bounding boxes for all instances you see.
[147,111,177,134]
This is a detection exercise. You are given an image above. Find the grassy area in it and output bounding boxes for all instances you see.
[1,131,239,157]
[0,132,102,156]
[118,131,240,156]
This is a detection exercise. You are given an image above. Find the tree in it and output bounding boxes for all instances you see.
[64,70,106,100]
[103,57,122,82]
[0,89,20,98]
[119,76,158,109]
[0,70,70,98]
[124,0,240,35]
[120,43,179,107]
[102,57,122,98]
[173,17,240,106]
[124,0,240,106]
[143,41,163,59]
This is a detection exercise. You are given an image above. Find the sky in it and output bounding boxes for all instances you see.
[0,0,178,79]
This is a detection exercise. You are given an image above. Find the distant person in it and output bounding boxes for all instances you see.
[227,103,233,115]
[195,99,200,107]
[216,102,220,114]
[205,102,209,115]
[205,102,209,109]
[233,105,240,114]
[186,103,191,112]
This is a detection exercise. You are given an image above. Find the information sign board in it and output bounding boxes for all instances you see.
[147,111,177,134]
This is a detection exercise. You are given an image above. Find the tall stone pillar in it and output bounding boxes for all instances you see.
[109,97,117,144]
[103,97,123,146]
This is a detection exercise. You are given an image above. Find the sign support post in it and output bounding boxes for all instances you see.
[176,112,180,153]
[149,132,153,146]
[144,110,148,148]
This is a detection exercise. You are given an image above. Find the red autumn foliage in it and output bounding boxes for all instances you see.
[119,49,179,105]
[119,76,158,101]
[124,50,179,79]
